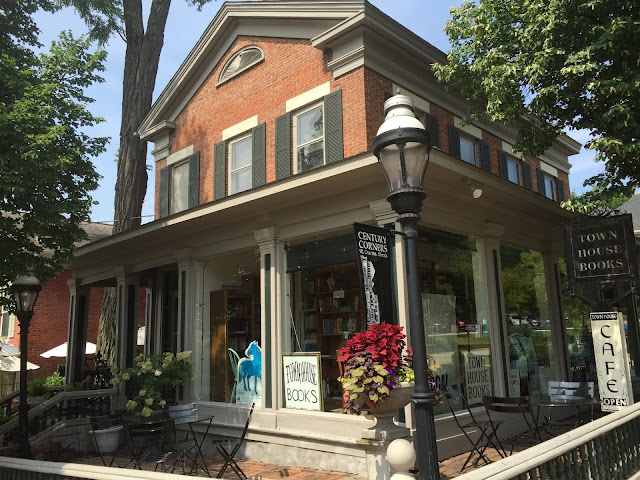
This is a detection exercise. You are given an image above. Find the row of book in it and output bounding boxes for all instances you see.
[322,317,358,334]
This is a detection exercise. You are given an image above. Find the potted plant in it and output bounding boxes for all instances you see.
[338,323,440,439]
[110,351,195,418]
[27,378,50,406]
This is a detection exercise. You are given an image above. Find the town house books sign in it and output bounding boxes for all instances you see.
[564,214,637,285]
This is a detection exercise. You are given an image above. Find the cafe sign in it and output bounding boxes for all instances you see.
[591,312,634,412]
[564,214,636,284]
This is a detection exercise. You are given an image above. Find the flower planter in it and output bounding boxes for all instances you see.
[362,382,415,441]
[90,425,123,454]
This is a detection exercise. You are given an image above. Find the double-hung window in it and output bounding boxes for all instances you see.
[229,134,253,195]
[536,163,565,202]
[498,149,534,190]
[158,150,200,218]
[294,103,324,173]
[459,135,477,165]
[0,310,15,338]
[449,123,492,173]
[543,175,556,200]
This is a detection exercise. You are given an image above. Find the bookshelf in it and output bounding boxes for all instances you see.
[300,263,365,410]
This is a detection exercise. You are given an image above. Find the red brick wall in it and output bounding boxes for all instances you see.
[155,37,370,218]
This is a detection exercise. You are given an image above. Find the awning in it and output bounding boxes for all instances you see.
[40,341,96,358]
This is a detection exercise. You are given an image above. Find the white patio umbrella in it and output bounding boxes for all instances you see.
[40,341,97,358]
[137,325,145,345]
[0,350,39,372]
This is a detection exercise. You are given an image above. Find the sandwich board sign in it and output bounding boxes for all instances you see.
[590,311,634,412]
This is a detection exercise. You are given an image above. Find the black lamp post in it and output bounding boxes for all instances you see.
[11,273,41,459]
[373,93,438,480]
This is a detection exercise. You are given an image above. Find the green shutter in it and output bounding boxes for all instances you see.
[188,152,200,208]
[448,124,461,159]
[557,178,565,202]
[159,166,169,218]
[324,90,343,164]
[426,113,440,149]
[497,150,508,179]
[537,168,546,196]
[252,123,266,187]
[275,112,291,180]
[522,162,533,190]
[214,141,226,200]
[480,141,491,172]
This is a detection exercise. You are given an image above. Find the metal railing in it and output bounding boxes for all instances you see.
[0,389,116,448]
[453,400,640,480]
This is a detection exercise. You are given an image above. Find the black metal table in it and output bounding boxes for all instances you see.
[174,414,215,477]
[531,396,598,437]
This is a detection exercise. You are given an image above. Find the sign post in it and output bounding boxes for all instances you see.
[591,312,634,411]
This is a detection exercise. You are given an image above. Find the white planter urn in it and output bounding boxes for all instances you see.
[89,425,123,454]
[361,382,414,442]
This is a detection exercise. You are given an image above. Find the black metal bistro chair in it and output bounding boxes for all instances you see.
[444,385,502,471]
[483,395,543,457]
[210,403,255,480]
[166,402,214,477]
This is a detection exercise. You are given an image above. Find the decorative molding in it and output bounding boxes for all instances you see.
[286,82,331,112]
[540,160,559,177]
[455,116,483,140]
[222,116,258,140]
[167,145,194,167]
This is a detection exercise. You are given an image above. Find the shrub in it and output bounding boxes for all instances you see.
[27,378,49,397]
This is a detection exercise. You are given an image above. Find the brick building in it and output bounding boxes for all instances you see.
[67,1,583,472]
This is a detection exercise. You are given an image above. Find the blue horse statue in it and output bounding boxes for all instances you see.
[237,341,262,393]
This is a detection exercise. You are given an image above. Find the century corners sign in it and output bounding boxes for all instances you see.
[591,312,634,412]
[564,214,636,284]
[282,353,322,411]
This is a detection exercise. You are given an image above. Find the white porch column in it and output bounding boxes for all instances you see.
[254,227,280,418]
[115,269,139,369]
[66,278,89,384]
[475,222,508,397]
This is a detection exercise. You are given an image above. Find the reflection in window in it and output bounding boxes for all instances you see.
[171,161,189,214]
[229,135,252,194]
[459,136,476,165]
[501,245,556,396]
[295,104,324,173]
[418,228,492,414]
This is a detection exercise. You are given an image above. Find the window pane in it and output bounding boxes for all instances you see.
[544,177,554,199]
[231,137,252,170]
[417,228,493,413]
[171,161,189,214]
[297,140,324,172]
[507,159,519,184]
[1,312,9,337]
[459,137,475,164]
[231,166,252,194]
[501,245,557,397]
[297,106,323,145]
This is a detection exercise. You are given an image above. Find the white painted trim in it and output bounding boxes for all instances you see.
[222,115,258,141]
[454,116,483,140]
[501,141,524,160]
[286,82,331,112]
[540,160,559,177]
[392,83,430,113]
[166,145,194,166]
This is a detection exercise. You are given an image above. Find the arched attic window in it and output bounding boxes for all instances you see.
[218,46,264,85]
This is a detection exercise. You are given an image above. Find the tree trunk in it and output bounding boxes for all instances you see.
[112,0,171,234]
[99,0,172,366]
[96,287,118,366]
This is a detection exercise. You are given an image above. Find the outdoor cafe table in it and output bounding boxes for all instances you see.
[530,395,598,437]
[173,413,215,477]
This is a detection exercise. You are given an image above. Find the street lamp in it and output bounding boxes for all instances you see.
[11,273,41,459]
[373,93,438,480]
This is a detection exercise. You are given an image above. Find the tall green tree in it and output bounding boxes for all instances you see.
[561,188,635,213]
[0,0,107,306]
[433,0,640,197]
[62,0,209,233]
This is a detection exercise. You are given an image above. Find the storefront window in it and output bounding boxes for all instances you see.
[206,248,262,404]
[417,228,492,413]
[501,245,556,396]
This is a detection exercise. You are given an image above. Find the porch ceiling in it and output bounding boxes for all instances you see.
[72,152,575,285]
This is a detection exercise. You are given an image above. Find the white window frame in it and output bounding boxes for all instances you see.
[459,134,477,166]
[0,310,15,338]
[293,101,325,174]
[506,156,521,185]
[544,175,557,200]
[170,159,190,215]
[228,133,253,195]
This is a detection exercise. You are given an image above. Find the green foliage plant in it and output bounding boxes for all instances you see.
[0,0,107,306]
[433,0,640,197]
[338,323,440,414]
[27,378,49,397]
[44,372,65,388]
[110,351,194,417]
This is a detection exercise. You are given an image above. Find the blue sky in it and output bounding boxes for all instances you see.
[34,1,603,225]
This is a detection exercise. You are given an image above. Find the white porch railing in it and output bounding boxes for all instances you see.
[453,400,640,480]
